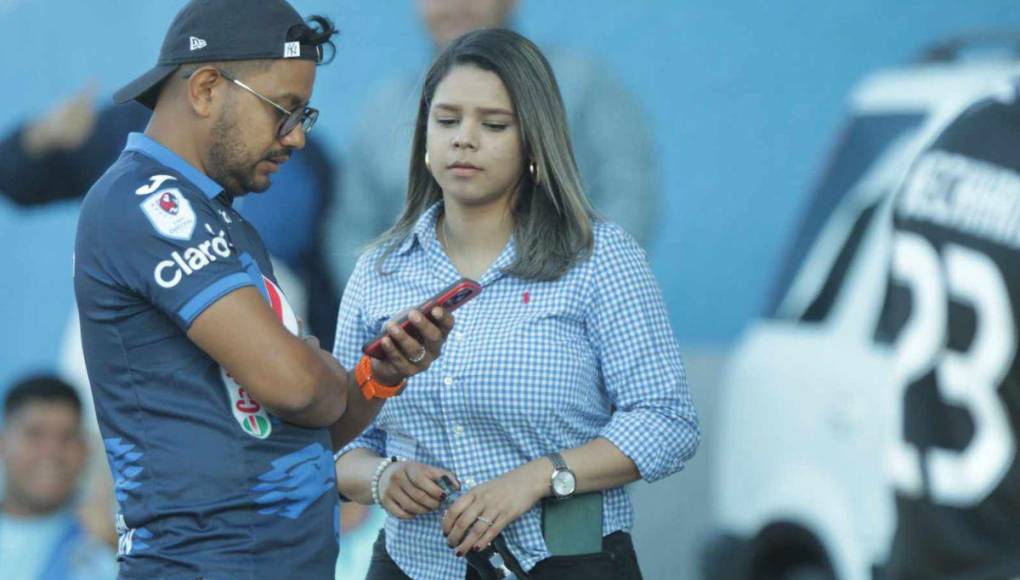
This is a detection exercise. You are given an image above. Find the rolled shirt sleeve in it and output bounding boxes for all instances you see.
[588,224,700,481]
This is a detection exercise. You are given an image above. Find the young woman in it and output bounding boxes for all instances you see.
[333,28,699,580]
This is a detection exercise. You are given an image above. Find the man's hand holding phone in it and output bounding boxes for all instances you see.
[360,278,481,389]
[369,306,454,387]
[324,305,454,451]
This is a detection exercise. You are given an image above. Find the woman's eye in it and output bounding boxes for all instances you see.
[484,123,508,131]
[436,118,458,126]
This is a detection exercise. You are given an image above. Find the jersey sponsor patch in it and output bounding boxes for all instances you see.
[152,228,232,289]
[221,275,299,439]
[140,188,196,241]
[263,275,300,334]
[222,374,273,439]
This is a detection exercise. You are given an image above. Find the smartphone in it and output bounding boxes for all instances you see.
[542,492,604,556]
[361,278,482,359]
[436,475,458,498]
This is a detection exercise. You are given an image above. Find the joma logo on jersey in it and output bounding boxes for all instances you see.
[135,174,177,196]
[153,231,231,289]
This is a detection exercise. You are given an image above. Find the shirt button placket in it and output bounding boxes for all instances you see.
[446,307,471,490]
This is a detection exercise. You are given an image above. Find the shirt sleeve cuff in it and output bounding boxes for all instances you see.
[176,273,255,328]
[337,427,387,462]
[335,428,387,503]
[599,406,700,483]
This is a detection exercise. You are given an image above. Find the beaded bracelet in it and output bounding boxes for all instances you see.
[370,456,399,506]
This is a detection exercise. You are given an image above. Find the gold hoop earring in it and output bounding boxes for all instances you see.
[425,151,432,172]
[528,160,539,184]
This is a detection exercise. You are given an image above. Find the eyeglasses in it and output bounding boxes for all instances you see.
[199,68,319,139]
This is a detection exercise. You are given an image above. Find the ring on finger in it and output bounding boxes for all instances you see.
[475,515,494,526]
[409,347,427,363]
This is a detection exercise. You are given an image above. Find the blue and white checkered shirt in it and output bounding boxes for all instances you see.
[334,203,699,579]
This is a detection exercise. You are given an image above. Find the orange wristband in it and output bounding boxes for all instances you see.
[355,355,405,400]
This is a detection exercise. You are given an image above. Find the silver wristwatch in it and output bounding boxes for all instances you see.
[546,452,577,500]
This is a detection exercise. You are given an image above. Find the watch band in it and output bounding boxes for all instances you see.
[546,451,576,500]
[355,355,404,400]
[547,451,568,472]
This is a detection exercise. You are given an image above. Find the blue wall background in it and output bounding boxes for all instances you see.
[2,0,1020,390]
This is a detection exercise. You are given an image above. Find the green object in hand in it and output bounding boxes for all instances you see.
[541,492,603,556]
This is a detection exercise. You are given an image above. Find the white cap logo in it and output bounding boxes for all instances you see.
[190,36,207,51]
[284,41,300,58]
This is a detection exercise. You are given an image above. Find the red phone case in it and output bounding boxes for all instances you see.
[361,278,482,359]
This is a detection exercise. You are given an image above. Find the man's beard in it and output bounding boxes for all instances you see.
[208,109,287,197]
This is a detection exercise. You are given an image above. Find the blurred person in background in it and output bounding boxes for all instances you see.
[334,28,698,580]
[0,70,341,352]
[0,375,117,580]
[73,1,451,577]
[875,83,1020,578]
[325,0,661,288]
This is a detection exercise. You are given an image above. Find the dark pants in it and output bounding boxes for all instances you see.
[366,528,643,580]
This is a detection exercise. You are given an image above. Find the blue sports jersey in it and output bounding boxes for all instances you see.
[74,133,339,579]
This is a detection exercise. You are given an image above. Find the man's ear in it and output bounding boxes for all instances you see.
[186,66,223,119]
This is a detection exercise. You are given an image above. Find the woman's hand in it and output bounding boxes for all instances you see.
[442,463,547,556]
[379,460,459,520]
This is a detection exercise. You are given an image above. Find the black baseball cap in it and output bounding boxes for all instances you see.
[114,0,323,109]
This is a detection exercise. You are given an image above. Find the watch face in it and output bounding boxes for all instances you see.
[552,470,576,497]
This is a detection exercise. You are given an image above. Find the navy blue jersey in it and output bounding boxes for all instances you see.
[876,90,1020,580]
[74,133,339,579]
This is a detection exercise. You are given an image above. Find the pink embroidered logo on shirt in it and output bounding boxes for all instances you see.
[523,291,530,304]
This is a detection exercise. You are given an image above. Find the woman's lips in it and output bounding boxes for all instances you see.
[448,162,481,177]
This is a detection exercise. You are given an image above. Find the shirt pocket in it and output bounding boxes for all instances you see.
[485,310,602,411]
[510,309,592,358]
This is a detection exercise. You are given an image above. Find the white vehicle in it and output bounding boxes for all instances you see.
[702,38,1020,580]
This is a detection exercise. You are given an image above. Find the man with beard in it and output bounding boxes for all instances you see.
[73,1,452,577]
